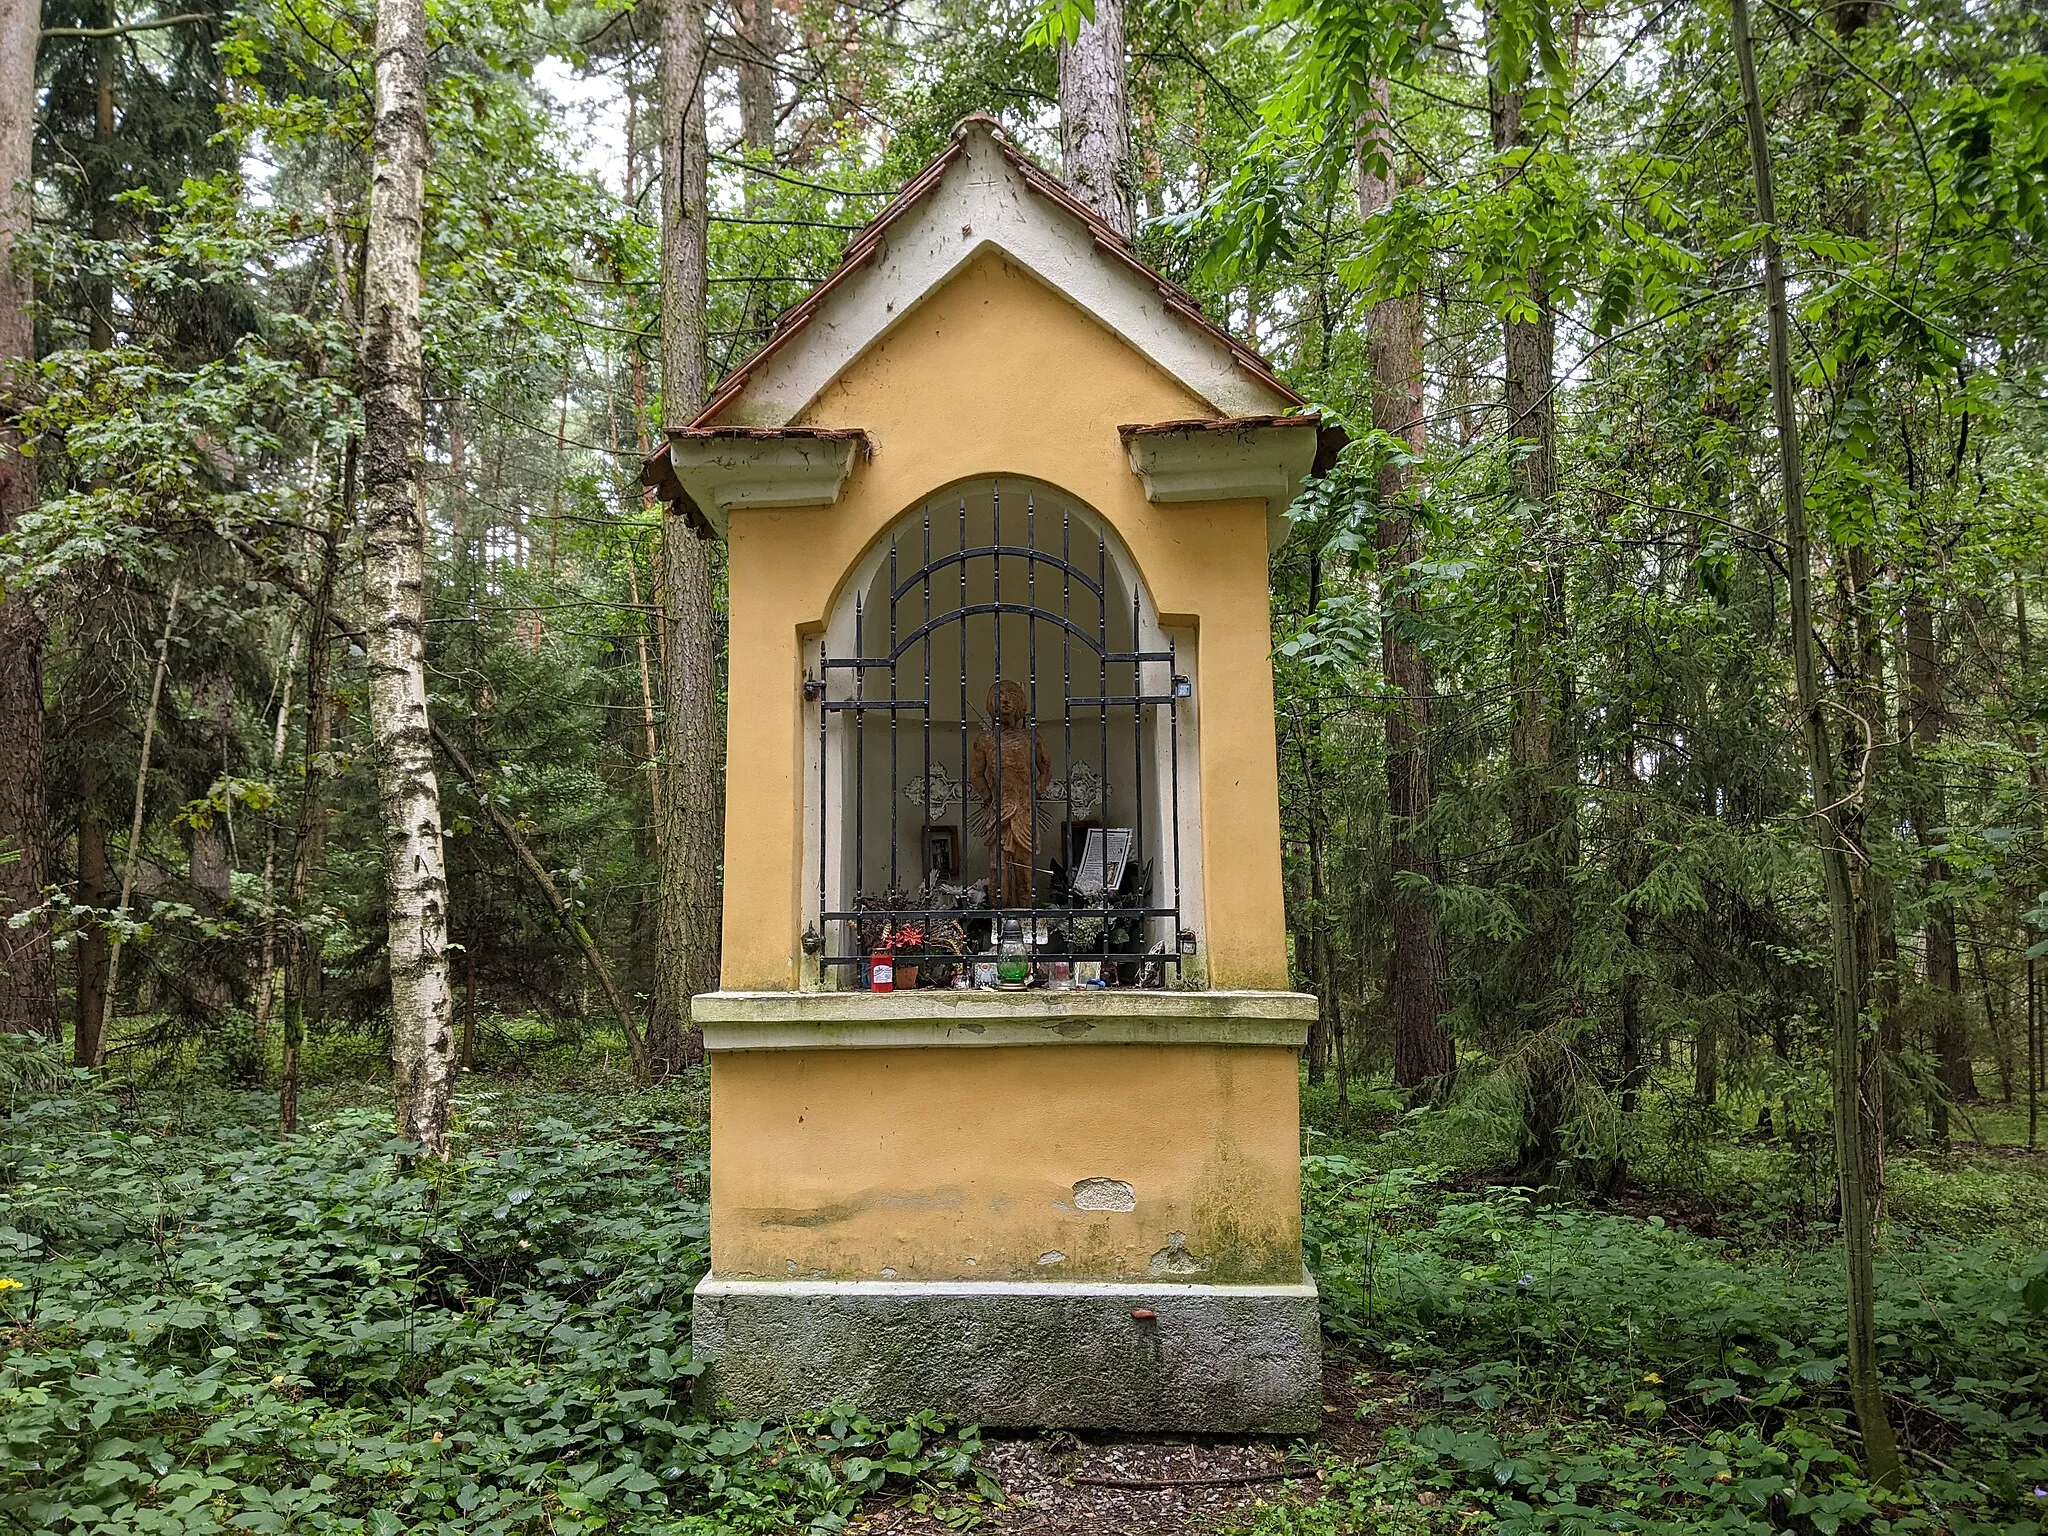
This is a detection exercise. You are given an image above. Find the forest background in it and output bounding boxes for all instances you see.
[0,0,2046,1530]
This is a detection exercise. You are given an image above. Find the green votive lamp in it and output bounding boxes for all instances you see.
[996,917,1030,988]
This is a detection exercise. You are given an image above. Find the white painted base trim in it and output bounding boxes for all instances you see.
[696,1273,1319,1302]
[691,988,1316,1052]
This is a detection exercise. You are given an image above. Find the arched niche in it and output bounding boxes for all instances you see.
[802,477,1207,987]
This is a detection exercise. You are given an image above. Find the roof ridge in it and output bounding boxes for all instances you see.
[687,116,1304,429]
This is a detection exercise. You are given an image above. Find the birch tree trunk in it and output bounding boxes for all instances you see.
[1057,0,1134,239]
[361,0,456,1154]
[651,0,721,1074]
[0,0,56,1037]
[1729,0,1902,1482]
[1359,81,1452,1092]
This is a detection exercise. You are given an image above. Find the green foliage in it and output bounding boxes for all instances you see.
[0,1087,997,1533]
[1280,1149,2048,1536]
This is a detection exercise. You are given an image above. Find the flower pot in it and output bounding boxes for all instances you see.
[896,963,919,989]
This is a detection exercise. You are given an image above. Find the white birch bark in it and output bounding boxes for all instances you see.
[651,0,721,1073]
[361,0,455,1153]
[1057,0,1134,240]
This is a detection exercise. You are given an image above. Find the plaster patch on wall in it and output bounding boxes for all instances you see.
[1148,1232,1210,1277]
[1072,1178,1136,1212]
[880,1267,898,1279]
[1036,1251,1068,1266]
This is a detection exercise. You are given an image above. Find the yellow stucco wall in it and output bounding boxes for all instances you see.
[708,1043,1304,1283]
[714,247,1289,991]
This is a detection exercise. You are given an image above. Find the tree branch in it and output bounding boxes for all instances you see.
[41,13,212,39]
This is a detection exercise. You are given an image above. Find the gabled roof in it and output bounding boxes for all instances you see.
[685,115,1308,431]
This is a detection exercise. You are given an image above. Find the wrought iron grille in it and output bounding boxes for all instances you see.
[809,482,1189,985]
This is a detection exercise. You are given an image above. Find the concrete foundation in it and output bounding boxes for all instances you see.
[691,1272,1322,1432]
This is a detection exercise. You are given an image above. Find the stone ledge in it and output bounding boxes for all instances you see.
[690,989,1316,1051]
[692,1273,1322,1432]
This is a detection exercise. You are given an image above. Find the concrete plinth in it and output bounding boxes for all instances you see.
[691,1272,1322,1433]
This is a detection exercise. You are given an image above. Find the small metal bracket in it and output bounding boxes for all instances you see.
[1172,674,1192,700]
[802,672,823,702]
[1177,927,1199,956]
[801,922,824,955]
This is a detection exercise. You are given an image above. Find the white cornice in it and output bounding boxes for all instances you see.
[1121,420,1322,551]
[665,433,863,538]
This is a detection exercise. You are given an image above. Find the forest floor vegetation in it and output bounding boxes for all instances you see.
[1,1030,2044,1535]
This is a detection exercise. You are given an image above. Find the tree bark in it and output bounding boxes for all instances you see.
[101,579,181,1064]
[277,373,354,1137]
[89,20,113,352]
[1487,39,1568,856]
[1057,0,1134,239]
[652,0,721,1075]
[188,666,237,1013]
[1729,0,1902,1483]
[1306,795,1344,1114]
[73,804,113,1064]
[736,0,780,162]
[1906,593,1970,1138]
[362,0,455,1155]
[1830,549,1889,1207]
[1486,0,1576,1183]
[1826,0,1894,1200]
[1359,81,1451,1091]
[0,0,55,1038]
[255,627,299,1033]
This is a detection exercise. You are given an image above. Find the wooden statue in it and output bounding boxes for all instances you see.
[969,680,1050,909]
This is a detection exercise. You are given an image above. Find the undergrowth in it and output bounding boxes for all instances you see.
[1260,1081,2048,1536]
[0,1081,996,1534]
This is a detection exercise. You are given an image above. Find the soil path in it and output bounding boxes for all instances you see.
[851,1364,1398,1535]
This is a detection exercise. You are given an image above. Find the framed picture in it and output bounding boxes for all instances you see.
[1061,818,1101,871]
[1072,827,1132,897]
[923,824,961,880]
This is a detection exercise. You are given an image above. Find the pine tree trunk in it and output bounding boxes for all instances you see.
[1488,52,1565,859]
[1359,81,1451,1091]
[1729,0,1902,1482]
[651,0,721,1075]
[0,0,55,1038]
[1057,0,1133,239]
[737,0,779,161]
[362,0,455,1155]
[1487,1,1575,1180]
